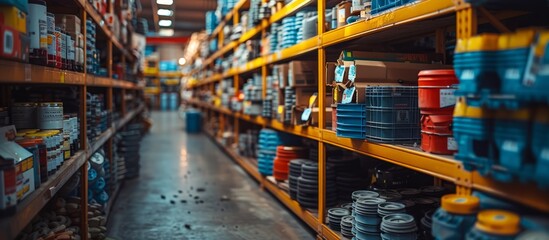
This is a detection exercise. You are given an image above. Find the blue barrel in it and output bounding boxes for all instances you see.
[432,194,480,240]
[160,93,168,111]
[169,93,179,110]
[185,109,201,133]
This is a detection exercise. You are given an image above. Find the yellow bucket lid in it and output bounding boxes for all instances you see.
[453,98,491,119]
[467,34,499,52]
[498,33,511,50]
[475,210,521,235]
[441,194,480,214]
[509,29,536,49]
[455,38,469,53]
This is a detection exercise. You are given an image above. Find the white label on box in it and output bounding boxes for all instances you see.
[335,65,345,83]
[447,137,457,151]
[342,87,355,104]
[348,64,356,82]
[338,8,346,23]
[440,89,456,108]
[301,108,312,122]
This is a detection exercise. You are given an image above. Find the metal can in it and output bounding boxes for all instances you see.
[33,138,48,182]
[68,37,75,71]
[28,0,48,65]
[11,103,37,129]
[47,12,56,67]
[54,27,62,69]
[37,102,63,130]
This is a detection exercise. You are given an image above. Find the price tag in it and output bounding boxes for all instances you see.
[348,64,356,82]
[342,87,355,104]
[301,108,312,122]
[277,105,284,114]
[335,65,345,83]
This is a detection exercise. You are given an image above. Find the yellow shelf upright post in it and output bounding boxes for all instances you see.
[454,0,476,196]
[455,0,477,39]
[317,0,326,233]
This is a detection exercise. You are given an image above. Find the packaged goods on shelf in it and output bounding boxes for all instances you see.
[116,123,144,179]
[0,126,35,202]
[87,93,111,142]
[28,0,47,65]
[0,4,28,62]
[88,150,109,204]
[454,29,549,108]
[370,0,418,15]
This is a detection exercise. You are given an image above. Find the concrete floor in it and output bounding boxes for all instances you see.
[107,111,315,240]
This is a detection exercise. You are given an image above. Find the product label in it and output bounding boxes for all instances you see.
[335,65,345,83]
[338,8,346,24]
[396,110,410,123]
[3,31,13,55]
[39,19,47,49]
[301,108,312,122]
[502,141,519,153]
[440,89,456,108]
[348,64,356,82]
[447,137,457,151]
[47,34,56,55]
[342,87,355,104]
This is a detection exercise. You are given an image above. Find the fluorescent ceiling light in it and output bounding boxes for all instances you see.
[159,20,173,27]
[156,0,173,5]
[157,9,173,16]
[159,29,174,36]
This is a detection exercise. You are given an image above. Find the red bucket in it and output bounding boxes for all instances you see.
[421,114,456,155]
[418,70,459,115]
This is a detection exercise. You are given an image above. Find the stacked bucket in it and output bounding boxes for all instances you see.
[281,16,297,49]
[452,29,549,187]
[336,103,367,139]
[258,129,282,175]
[418,70,459,155]
[273,146,307,181]
[365,86,420,143]
[296,162,338,209]
[289,159,311,200]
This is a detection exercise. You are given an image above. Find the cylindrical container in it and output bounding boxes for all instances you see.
[421,114,456,154]
[0,157,16,217]
[0,107,9,127]
[11,103,37,129]
[380,213,418,240]
[34,138,48,182]
[418,70,459,115]
[432,194,480,240]
[465,210,520,240]
[37,102,63,130]
[46,12,56,67]
[27,132,54,175]
[54,27,62,69]
[16,139,41,188]
[67,36,75,71]
[378,202,406,218]
[28,0,48,65]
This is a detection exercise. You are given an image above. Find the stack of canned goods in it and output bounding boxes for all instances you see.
[86,93,111,142]
[27,0,84,71]
[10,102,80,178]
[86,20,98,75]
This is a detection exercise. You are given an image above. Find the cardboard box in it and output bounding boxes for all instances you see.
[353,60,451,84]
[337,1,351,28]
[0,25,28,62]
[288,61,317,87]
[295,86,317,107]
[275,64,289,88]
[0,126,34,202]
[0,5,26,33]
[339,50,444,64]
[55,14,81,34]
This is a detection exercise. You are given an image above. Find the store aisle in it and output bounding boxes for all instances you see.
[107,112,315,240]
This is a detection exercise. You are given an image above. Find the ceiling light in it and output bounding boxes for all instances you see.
[156,0,173,5]
[178,58,187,65]
[158,20,173,27]
[158,29,174,36]
[157,9,173,16]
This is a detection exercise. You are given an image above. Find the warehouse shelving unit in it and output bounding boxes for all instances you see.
[186,0,549,239]
[0,0,145,239]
